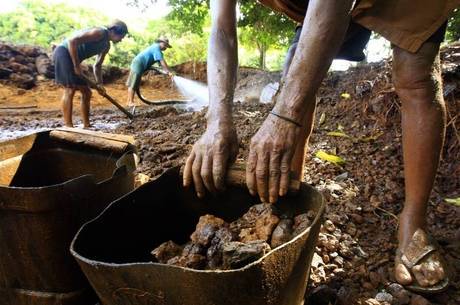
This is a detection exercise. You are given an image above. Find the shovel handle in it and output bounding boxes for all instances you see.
[81,75,134,119]
[180,163,301,193]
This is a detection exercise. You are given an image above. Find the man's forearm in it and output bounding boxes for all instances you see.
[273,0,354,122]
[68,41,80,70]
[93,64,103,83]
[207,0,238,126]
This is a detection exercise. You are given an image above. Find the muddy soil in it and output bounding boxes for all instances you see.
[0,43,459,305]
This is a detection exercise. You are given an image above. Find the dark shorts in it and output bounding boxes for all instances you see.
[53,46,86,87]
[292,21,447,62]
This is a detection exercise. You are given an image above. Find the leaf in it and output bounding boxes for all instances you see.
[359,131,384,142]
[340,92,351,99]
[315,150,346,166]
[319,112,326,126]
[445,198,460,207]
[326,131,350,138]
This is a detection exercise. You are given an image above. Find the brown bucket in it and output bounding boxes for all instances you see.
[0,128,138,305]
[71,167,324,305]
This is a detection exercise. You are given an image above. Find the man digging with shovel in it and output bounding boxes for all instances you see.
[184,0,458,295]
[53,20,128,128]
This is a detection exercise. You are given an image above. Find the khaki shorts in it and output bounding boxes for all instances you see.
[258,0,459,52]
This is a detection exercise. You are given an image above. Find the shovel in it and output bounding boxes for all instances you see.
[81,75,134,119]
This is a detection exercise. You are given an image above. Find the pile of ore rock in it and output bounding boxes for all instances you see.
[151,203,316,270]
[0,41,54,89]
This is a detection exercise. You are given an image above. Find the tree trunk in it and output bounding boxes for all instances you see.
[257,43,267,70]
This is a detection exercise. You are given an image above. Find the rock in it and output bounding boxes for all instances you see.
[363,282,375,290]
[206,226,235,269]
[9,73,35,89]
[0,67,13,79]
[375,292,393,304]
[166,242,207,269]
[151,240,183,263]
[190,215,226,247]
[222,240,270,269]
[387,283,411,305]
[364,298,381,305]
[369,271,381,287]
[35,54,55,78]
[270,218,293,248]
[337,286,353,305]
[345,223,357,236]
[311,252,324,268]
[323,219,336,232]
[350,213,364,224]
[305,285,337,305]
[230,203,280,242]
[333,255,344,267]
[410,295,431,305]
[292,213,313,236]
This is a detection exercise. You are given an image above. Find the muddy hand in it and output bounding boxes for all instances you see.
[246,115,300,203]
[183,122,238,198]
[96,84,106,95]
[74,65,82,76]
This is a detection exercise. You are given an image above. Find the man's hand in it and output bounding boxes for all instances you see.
[183,123,238,198]
[74,65,82,76]
[246,114,300,203]
[96,83,106,95]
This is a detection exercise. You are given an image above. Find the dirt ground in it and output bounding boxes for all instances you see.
[0,44,459,305]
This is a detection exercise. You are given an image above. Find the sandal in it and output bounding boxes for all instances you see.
[395,229,450,294]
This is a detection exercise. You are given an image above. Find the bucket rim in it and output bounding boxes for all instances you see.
[70,168,325,273]
[0,130,137,190]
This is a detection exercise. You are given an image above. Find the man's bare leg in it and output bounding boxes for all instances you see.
[62,87,76,127]
[392,42,447,287]
[127,87,136,107]
[79,86,92,128]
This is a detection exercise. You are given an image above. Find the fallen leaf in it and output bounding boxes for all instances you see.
[327,131,350,138]
[319,112,326,126]
[341,92,351,99]
[359,131,384,142]
[315,150,346,166]
[445,197,460,207]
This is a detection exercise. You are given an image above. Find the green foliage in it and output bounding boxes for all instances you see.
[0,0,289,70]
[167,0,210,35]
[238,0,294,69]
[446,8,460,42]
[0,0,106,47]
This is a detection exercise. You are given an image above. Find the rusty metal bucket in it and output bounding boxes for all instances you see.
[71,167,324,305]
[0,128,138,305]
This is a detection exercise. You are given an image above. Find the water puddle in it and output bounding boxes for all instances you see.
[0,120,120,142]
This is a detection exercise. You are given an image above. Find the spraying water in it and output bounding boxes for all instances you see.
[172,76,209,111]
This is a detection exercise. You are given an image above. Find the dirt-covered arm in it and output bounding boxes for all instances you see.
[183,0,239,197]
[272,0,353,121]
[159,59,173,75]
[93,47,109,84]
[246,0,354,203]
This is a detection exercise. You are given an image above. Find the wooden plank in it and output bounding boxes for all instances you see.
[49,130,129,154]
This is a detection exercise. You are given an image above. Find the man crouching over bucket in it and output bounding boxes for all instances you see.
[184,0,458,295]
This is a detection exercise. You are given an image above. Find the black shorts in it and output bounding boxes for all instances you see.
[53,46,87,87]
[292,21,447,62]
